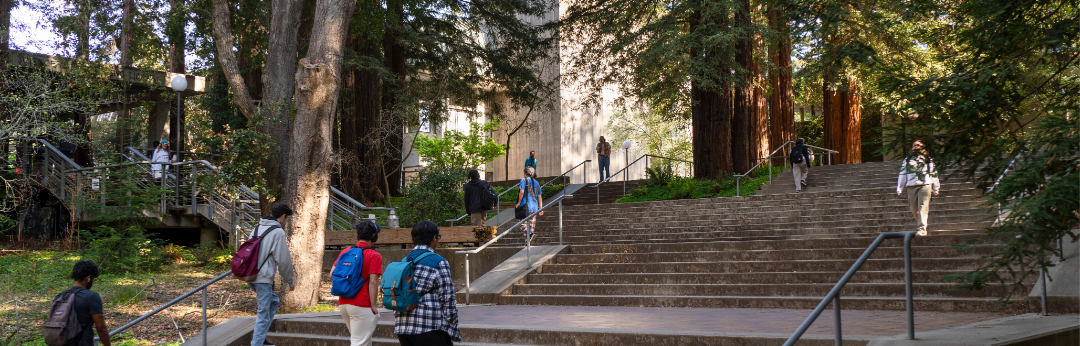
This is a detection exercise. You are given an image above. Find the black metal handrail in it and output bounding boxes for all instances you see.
[784,232,916,346]
[96,270,233,346]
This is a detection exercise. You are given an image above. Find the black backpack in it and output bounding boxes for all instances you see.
[482,181,498,210]
[789,145,805,164]
[44,288,85,346]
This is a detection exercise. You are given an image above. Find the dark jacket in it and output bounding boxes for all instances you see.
[463,179,488,214]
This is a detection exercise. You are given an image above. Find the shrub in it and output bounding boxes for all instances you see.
[668,177,696,199]
[80,226,167,274]
[193,242,234,269]
[646,166,675,187]
[398,167,469,227]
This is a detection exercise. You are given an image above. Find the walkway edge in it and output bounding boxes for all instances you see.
[457,245,568,304]
[866,313,1079,346]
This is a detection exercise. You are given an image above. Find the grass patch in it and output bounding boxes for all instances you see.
[616,165,786,203]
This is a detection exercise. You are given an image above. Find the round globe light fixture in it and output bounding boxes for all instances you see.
[622,140,631,149]
[170,76,188,92]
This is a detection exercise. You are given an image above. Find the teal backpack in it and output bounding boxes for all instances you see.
[381,251,437,312]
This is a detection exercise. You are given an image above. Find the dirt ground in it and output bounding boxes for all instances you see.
[0,256,339,346]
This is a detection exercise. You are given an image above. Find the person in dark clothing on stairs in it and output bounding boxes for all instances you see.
[463,169,493,226]
[791,138,813,193]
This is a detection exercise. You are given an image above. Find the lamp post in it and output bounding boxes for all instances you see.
[171,76,187,205]
[622,140,631,195]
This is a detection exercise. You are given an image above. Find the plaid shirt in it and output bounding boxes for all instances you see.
[393,245,461,341]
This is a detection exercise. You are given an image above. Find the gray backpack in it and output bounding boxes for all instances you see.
[44,288,85,346]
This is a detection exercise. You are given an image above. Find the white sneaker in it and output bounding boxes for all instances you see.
[916,230,928,236]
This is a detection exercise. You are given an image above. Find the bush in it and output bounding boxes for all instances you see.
[398,167,469,227]
[646,166,675,187]
[193,242,234,269]
[80,226,168,274]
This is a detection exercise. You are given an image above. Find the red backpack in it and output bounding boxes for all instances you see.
[231,225,280,282]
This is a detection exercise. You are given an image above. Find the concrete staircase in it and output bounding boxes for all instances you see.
[494,161,1052,313]
[561,180,642,206]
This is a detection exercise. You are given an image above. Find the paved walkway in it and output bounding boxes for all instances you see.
[361,305,1005,337]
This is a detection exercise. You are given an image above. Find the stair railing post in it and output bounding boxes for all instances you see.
[191,165,198,215]
[101,169,107,215]
[558,198,563,245]
[736,176,741,196]
[833,295,842,346]
[1040,265,1048,316]
[904,233,914,339]
[464,253,471,305]
[768,158,772,185]
[202,287,207,346]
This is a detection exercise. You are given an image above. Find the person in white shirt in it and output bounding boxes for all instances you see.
[896,140,940,236]
[151,140,174,179]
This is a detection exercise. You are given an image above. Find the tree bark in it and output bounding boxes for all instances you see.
[148,100,171,147]
[262,0,304,197]
[731,0,753,174]
[751,30,769,165]
[767,6,794,165]
[209,0,258,120]
[167,0,186,73]
[689,2,732,179]
[382,0,406,196]
[112,0,135,155]
[340,36,386,204]
[822,75,862,164]
[280,0,357,309]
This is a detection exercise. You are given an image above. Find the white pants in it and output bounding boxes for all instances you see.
[792,162,809,192]
[338,304,379,346]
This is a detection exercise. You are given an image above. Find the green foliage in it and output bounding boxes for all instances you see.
[0,214,15,236]
[608,105,692,163]
[398,167,469,227]
[617,165,783,203]
[645,166,676,187]
[195,114,279,202]
[192,242,235,270]
[863,0,1079,296]
[414,121,506,169]
[80,226,168,274]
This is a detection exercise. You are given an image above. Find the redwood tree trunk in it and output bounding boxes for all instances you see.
[751,27,769,167]
[731,0,753,174]
[689,4,732,179]
[340,36,386,204]
[280,0,357,309]
[767,6,794,165]
[113,0,134,155]
[822,76,862,164]
[382,0,407,196]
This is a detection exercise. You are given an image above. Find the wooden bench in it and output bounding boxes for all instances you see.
[325,226,482,247]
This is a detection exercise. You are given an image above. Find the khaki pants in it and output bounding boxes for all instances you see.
[906,185,933,233]
[792,162,809,192]
[339,304,379,346]
[470,212,487,226]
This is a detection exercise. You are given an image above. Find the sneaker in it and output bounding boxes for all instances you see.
[801,180,807,187]
[262,341,275,346]
[916,230,928,236]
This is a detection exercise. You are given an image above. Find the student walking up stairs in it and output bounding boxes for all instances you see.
[494,161,1066,314]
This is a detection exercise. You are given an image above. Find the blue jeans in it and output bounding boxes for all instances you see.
[598,156,611,182]
[249,283,279,346]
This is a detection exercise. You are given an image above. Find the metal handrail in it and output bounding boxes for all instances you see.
[447,159,591,226]
[539,159,591,190]
[783,232,916,346]
[733,141,839,196]
[590,154,694,204]
[96,270,233,346]
[987,138,1031,193]
[455,193,573,304]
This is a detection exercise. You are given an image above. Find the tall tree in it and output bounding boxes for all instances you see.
[262,0,304,204]
[339,35,386,204]
[822,73,861,164]
[767,4,793,164]
[730,0,754,174]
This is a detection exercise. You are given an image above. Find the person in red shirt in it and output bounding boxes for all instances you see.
[334,221,384,346]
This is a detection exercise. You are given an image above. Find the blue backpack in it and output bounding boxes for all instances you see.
[330,246,373,298]
[381,251,437,312]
